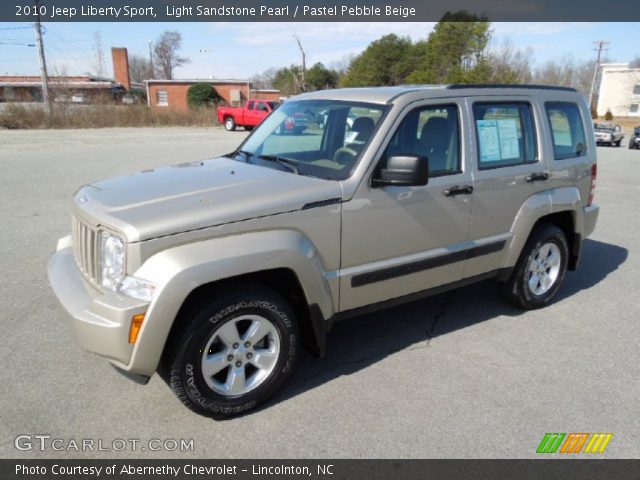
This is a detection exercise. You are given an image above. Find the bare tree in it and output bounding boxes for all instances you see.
[129,54,153,83]
[630,56,640,68]
[488,39,533,84]
[153,31,190,79]
[533,55,595,97]
[250,67,278,90]
[92,31,106,78]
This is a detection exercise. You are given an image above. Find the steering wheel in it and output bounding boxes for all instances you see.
[333,147,358,164]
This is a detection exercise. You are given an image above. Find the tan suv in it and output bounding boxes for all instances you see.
[48,85,599,418]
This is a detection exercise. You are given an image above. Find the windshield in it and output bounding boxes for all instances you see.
[594,123,614,131]
[233,99,388,180]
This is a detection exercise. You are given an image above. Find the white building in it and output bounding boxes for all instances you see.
[597,63,640,117]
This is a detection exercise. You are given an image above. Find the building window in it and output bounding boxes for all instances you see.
[156,90,168,106]
[4,87,15,100]
[633,85,640,95]
[630,104,639,114]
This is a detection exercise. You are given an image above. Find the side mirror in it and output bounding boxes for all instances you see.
[372,155,429,187]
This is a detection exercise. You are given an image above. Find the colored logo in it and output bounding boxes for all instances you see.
[537,433,613,454]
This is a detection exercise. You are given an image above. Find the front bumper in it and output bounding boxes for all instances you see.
[47,237,149,368]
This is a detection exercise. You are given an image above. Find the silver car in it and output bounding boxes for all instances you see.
[594,122,624,146]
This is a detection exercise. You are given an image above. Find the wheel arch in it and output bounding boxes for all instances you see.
[502,187,583,274]
[126,230,336,377]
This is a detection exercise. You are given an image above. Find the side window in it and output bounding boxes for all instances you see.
[256,102,269,112]
[247,101,255,110]
[545,102,587,160]
[383,104,460,177]
[473,102,537,169]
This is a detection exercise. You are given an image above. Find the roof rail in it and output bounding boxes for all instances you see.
[447,84,578,92]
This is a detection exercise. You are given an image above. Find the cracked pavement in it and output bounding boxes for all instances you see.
[1,127,638,458]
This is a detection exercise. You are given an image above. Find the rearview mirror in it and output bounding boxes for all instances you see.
[372,155,429,187]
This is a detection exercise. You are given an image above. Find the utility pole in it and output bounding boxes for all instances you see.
[34,0,51,114]
[293,34,306,92]
[589,40,609,115]
[148,40,154,79]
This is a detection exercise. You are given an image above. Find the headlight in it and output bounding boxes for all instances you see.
[100,232,126,290]
[100,232,156,302]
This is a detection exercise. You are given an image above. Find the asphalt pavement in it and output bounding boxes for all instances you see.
[0,127,638,459]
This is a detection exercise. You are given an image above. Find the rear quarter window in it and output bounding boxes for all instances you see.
[545,102,587,160]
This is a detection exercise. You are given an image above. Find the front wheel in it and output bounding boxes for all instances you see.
[504,224,569,309]
[224,117,236,131]
[164,285,299,418]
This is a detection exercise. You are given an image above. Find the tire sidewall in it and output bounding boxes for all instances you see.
[176,297,297,417]
[224,118,235,131]
[518,231,568,307]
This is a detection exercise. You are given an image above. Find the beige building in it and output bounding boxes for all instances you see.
[597,63,640,117]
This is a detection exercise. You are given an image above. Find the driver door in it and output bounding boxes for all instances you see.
[339,100,473,311]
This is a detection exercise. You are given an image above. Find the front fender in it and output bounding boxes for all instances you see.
[125,230,335,376]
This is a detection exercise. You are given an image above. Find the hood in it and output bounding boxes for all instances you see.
[73,157,342,242]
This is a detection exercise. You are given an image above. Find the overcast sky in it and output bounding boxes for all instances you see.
[1,22,638,79]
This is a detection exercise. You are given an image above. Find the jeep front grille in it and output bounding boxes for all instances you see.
[71,215,98,283]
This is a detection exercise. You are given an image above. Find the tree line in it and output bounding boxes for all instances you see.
[251,11,640,100]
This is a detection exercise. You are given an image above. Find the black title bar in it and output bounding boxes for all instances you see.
[3,459,640,480]
[3,0,640,22]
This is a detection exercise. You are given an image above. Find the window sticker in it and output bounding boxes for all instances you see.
[477,118,520,162]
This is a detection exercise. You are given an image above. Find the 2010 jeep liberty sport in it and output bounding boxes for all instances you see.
[48,85,599,418]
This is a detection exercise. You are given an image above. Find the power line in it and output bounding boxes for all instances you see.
[0,41,36,47]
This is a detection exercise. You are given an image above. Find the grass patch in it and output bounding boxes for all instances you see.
[0,103,218,129]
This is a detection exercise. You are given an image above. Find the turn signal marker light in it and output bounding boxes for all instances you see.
[129,314,145,344]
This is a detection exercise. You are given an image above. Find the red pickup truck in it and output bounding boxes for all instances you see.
[217,100,280,131]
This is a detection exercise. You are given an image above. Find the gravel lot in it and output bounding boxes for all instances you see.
[0,127,638,459]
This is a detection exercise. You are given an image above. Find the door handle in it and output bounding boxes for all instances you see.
[443,185,473,197]
[525,172,549,183]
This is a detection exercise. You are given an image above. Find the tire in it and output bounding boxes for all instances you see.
[504,224,569,310]
[164,284,299,419]
[615,139,621,147]
[224,117,236,131]
[244,126,253,131]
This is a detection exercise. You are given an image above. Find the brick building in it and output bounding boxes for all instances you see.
[0,47,138,103]
[145,79,281,112]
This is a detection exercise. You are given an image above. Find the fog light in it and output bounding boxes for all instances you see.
[129,314,145,344]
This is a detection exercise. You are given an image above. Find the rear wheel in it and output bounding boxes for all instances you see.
[505,224,569,309]
[615,139,621,147]
[224,117,236,131]
[164,285,299,418]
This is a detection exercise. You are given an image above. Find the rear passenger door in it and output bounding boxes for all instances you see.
[465,97,549,278]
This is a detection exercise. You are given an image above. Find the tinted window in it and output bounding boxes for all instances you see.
[473,103,537,169]
[384,105,460,177]
[256,102,269,112]
[545,102,587,159]
[247,101,255,110]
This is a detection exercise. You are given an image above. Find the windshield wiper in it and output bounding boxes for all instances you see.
[256,155,300,174]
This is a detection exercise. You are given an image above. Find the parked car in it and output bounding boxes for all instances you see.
[277,111,312,134]
[629,126,640,150]
[594,122,624,146]
[217,99,280,131]
[49,85,599,418]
